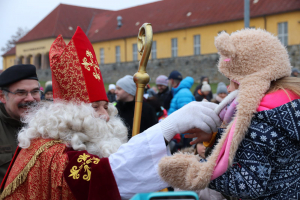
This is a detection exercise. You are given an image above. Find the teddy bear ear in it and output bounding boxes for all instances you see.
[215,31,236,57]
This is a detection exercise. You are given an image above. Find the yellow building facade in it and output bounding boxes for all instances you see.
[93,11,300,64]
[2,10,300,69]
[2,55,15,70]
[2,38,71,70]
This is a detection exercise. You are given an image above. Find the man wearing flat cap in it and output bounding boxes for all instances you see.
[0,64,41,183]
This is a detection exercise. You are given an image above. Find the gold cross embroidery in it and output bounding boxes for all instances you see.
[81,50,101,81]
[68,153,100,181]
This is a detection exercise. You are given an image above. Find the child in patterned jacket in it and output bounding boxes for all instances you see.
[158,29,300,200]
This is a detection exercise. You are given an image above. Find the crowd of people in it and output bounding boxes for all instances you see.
[0,27,300,200]
[103,70,232,154]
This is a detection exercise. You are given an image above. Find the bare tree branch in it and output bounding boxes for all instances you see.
[1,27,28,53]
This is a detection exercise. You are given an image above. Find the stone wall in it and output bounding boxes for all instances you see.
[36,44,300,83]
[36,69,52,82]
[99,53,227,84]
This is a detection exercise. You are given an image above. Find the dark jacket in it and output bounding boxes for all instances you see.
[0,103,23,183]
[157,87,170,108]
[107,91,116,103]
[193,76,208,96]
[163,91,173,111]
[210,99,300,199]
[116,100,158,140]
[194,90,212,102]
[193,76,213,100]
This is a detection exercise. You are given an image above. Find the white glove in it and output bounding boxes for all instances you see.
[161,102,221,142]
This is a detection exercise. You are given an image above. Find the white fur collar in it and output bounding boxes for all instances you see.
[214,90,238,115]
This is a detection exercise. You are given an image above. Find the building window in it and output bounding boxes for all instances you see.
[152,41,157,59]
[133,43,138,61]
[194,35,201,55]
[100,48,104,64]
[278,22,288,46]
[115,46,120,63]
[171,38,177,57]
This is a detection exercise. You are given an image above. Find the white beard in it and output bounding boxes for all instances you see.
[18,101,128,158]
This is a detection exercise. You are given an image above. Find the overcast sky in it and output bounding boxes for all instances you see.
[0,0,160,69]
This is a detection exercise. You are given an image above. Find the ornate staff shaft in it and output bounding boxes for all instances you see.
[132,23,153,137]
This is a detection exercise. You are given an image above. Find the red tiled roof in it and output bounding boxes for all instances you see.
[17,4,107,43]
[16,0,300,44]
[2,47,16,56]
[88,0,300,42]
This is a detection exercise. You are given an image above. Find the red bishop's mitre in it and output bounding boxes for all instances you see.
[49,27,108,103]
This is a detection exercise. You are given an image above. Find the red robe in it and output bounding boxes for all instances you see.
[0,138,121,200]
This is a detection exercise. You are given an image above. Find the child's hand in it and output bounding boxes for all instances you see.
[183,128,213,145]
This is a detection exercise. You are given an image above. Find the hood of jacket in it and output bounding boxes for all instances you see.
[172,77,194,95]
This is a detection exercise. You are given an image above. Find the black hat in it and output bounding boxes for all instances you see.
[0,64,38,87]
[168,70,182,81]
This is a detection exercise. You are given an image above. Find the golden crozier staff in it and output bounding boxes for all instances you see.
[132,23,153,137]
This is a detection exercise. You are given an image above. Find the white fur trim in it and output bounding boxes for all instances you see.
[214,90,238,115]
[18,101,128,158]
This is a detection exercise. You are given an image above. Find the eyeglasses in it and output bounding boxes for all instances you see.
[2,89,41,98]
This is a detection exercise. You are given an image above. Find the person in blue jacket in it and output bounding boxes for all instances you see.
[167,71,195,148]
[167,70,195,115]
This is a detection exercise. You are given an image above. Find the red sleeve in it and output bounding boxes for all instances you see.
[173,134,181,143]
[64,150,121,200]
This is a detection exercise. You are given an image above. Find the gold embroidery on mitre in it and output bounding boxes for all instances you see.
[81,50,101,81]
[51,40,89,102]
[68,153,100,181]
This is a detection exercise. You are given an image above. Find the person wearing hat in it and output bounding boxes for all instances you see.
[107,84,116,103]
[195,81,212,102]
[115,75,157,140]
[167,70,195,115]
[44,83,53,101]
[167,71,195,148]
[291,67,300,77]
[164,71,183,111]
[0,64,41,183]
[193,76,213,100]
[211,82,228,104]
[156,75,170,108]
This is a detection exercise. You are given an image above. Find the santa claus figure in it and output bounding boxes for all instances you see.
[0,27,220,200]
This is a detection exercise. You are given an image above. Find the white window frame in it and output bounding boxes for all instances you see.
[278,22,288,46]
[100,48,104,64]
[133,43,138,61]
[171,38,177,57]
[194,35,201,55]
[151,41,157,59]
[116,46,121,63]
